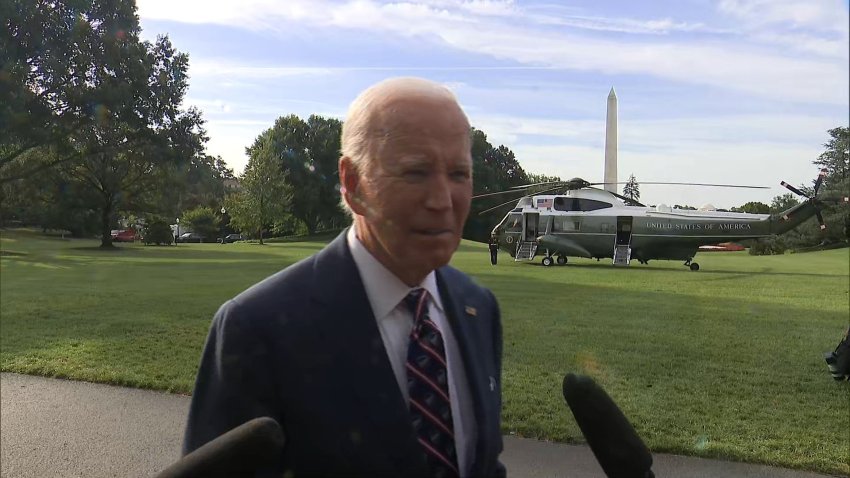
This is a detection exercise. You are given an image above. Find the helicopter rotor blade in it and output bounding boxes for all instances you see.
[588,186,646,207]
[477,184,567,215]
[477,196,529,215]
[780,181,809,198]
[615,181,769,189]
[813,168,828,196]
[472,189,529,199]
[509,181,565,190]
[815,210,826,230]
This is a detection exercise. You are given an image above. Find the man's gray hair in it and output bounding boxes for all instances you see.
[339,77,466,215]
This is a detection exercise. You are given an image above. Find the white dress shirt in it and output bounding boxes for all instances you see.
[347,226,477,477]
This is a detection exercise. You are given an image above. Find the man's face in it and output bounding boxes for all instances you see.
[345,95,472,285]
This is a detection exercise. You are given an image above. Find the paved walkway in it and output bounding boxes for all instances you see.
[0,373,841,478]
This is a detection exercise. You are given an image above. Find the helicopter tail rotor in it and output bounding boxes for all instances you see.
[779,181,808,198]
[813,168,828,195]
[815,210,826,230]
[778,169,845,232]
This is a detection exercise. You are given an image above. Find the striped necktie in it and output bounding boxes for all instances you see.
[403,289,460,478]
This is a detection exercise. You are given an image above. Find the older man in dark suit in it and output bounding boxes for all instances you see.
[183,77,505,478]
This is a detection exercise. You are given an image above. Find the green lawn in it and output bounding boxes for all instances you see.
[1,229,848,474]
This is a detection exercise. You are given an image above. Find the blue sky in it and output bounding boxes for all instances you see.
[136,0,849,208]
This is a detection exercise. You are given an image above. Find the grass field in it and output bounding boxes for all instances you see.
[1,228,848,474]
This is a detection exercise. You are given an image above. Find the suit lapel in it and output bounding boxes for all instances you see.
[310,231,429,477]
[436,269,494,477]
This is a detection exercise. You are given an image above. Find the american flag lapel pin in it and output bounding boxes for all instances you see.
[464,305,477,316]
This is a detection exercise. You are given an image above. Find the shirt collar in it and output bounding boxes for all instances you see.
[347,226,444,320]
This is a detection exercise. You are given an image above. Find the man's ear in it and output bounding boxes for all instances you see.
[339,156,367,216]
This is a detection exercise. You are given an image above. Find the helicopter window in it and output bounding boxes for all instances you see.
[552,217,580,232]
[577,199,613,211]
[504,213,522,232]
[553,197,576,211]
[553,197,612,212]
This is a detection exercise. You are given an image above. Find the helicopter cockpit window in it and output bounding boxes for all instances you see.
[503,213,522,232]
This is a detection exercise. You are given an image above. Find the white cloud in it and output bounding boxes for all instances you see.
[716,0,849,59]
[752,32,848,58]
[137,0,849,105]
[188,59,335,79]
[459,0,518,16]
[718,0,848,32]
[530,14,726,35]
[185,97,231,113]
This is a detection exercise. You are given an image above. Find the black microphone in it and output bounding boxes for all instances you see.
[156,417,285,478]
[562,373,654,478]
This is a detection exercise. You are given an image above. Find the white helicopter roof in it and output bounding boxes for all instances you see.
[516,188,769,220]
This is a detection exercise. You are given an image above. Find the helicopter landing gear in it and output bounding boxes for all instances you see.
[689,262,700,271]
[542,256,554,267]
[556,255,567,265]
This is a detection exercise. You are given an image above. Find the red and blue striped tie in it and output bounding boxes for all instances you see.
[404,289,460,478]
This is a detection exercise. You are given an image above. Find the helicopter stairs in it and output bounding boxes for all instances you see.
[515,241,538,261]
[613,244,631,266]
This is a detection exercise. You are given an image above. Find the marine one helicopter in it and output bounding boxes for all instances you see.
[480,169,846,271]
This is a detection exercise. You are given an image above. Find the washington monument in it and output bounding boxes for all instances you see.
[604,87,618,193]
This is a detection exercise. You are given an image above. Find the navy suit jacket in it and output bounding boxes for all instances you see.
[183,230,505,477]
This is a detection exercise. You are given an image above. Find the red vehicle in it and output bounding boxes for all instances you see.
[111,229,136,242]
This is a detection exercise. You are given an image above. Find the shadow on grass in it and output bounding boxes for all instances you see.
[510,260,849,279]
[70,246,130,252]
[0,250,28,257]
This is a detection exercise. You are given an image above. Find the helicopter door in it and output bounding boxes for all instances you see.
[514,212,540,261]
[613,216,633,266]
[523,212,540,242]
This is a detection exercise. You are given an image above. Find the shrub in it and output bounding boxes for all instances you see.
[143,220,174,245]
[749,236,787,255]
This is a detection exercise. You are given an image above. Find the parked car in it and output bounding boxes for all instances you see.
[176,232,206,243]
[217,233,244,244]
[110,229,136,242]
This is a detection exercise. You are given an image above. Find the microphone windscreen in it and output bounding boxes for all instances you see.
[157,417,285,478]
[563,373,653,478]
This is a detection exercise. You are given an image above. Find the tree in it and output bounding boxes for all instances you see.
[248,115,345,235]
[0,160,101,235]
[181,206,219,240]
[735,201,770,214]
[1,0,93,182]
[226,137,290,245]
[157,154,235,218]
[770,193,800,213]
[464,128,530,241]
[815,127,849,182]
[2,1,206,247]
[622,174,640,202]
[526,172,561,185]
